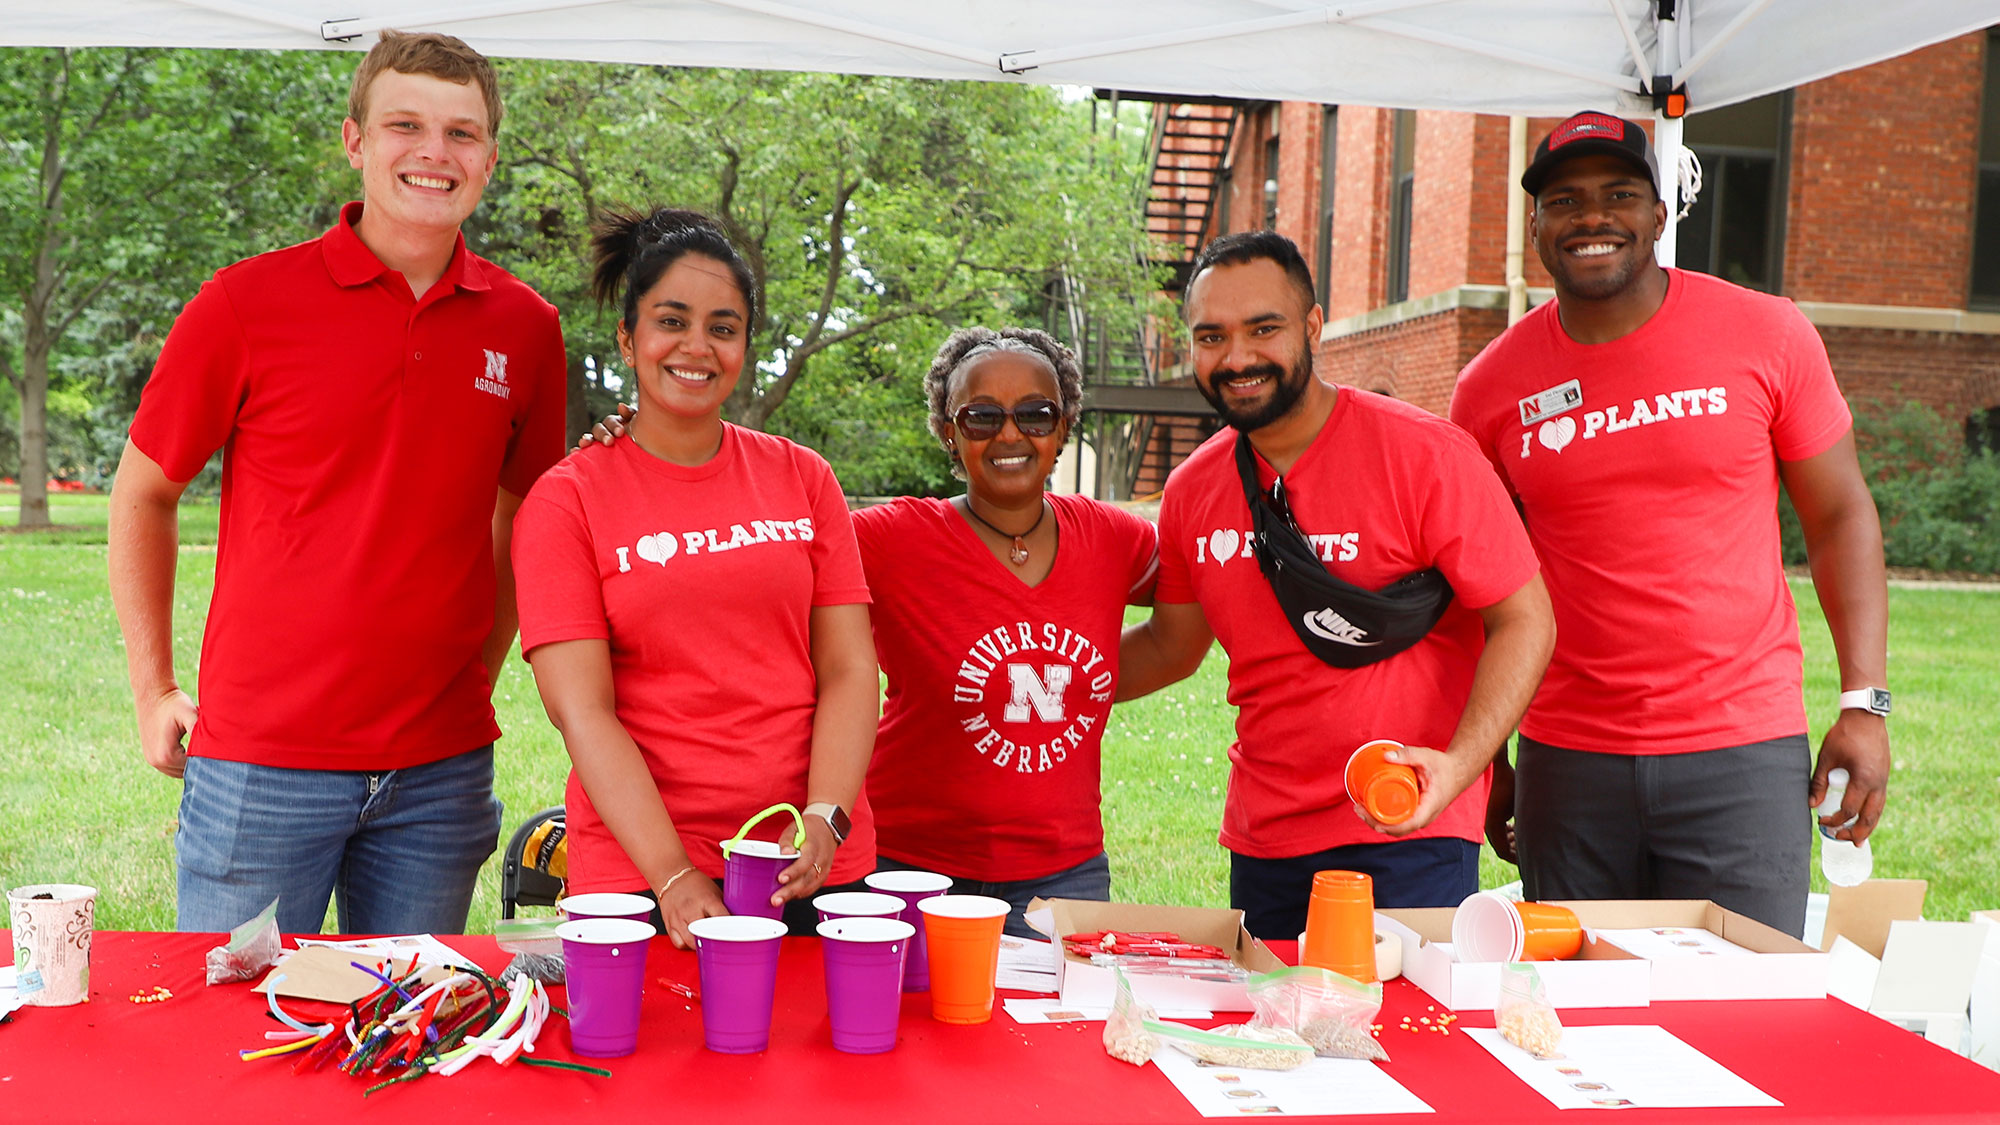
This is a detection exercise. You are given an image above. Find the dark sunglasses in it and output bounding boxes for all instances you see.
[951,400,1062,440]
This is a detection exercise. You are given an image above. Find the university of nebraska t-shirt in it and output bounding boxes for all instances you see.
[1451,269,1852,755]
[855,495,1158,881]
[1156,389,1540,859]
[512,427,875,892]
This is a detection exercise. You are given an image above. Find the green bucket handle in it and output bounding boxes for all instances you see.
[720,802,806,858]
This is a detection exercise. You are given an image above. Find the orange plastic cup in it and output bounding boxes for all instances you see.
[915,894,1010,1024]
[1344,740,1421,826]
[1300,870,1377,983]
[1515,900,1584,961]
[1451,891,1583,962]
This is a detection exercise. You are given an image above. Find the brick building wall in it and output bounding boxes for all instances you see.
[1785,36,1983,308]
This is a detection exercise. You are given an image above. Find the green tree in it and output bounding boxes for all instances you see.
[0,47,346,524]
[487,64,1157,478]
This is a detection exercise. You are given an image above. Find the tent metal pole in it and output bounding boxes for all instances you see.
[1652,4,1682,267]
[1506,115,1529,325]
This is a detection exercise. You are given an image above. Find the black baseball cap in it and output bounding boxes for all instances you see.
[1521,111,1659,198]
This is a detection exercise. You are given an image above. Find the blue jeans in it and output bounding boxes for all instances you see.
[176,748,502,935]
[876,852,1113,939]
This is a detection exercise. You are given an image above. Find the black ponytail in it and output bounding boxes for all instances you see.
[589,206,761,333]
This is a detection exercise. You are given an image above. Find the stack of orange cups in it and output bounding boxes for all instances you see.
[1300,870,1377,983]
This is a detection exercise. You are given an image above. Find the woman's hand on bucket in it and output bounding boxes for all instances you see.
[771,816,838,906]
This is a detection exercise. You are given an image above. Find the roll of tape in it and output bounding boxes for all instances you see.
[1374,929,1403,982]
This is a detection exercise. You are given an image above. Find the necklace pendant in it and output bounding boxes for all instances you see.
[1008,538,1030,566]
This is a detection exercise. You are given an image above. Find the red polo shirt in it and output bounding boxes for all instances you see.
[129,202,567,771]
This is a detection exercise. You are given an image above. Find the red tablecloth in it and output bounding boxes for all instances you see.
[3,931,1996,1123]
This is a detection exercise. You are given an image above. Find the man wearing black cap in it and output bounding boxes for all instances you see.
[1449,112,1891,936]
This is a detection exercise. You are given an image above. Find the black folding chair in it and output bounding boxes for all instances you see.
[499,805,566,919]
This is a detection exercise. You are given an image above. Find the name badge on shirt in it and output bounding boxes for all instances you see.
[1518,379,1583,426]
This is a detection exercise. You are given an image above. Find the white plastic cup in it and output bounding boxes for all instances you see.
[7,884,98,1007]
[1451,889,1525,963]
[558,892,658,929]
[812,891,908,924]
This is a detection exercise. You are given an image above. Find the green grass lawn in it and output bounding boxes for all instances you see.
[2,496,1994,932]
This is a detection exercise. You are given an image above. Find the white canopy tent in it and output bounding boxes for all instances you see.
[3,0,1995,261]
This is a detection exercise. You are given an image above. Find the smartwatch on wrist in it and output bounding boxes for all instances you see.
[803,802,852,845]
[1837,687,1891,717]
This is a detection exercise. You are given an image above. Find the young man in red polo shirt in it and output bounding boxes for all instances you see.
[107,32,566,935]
[1450,112,1890,936]
[1119,231,1555,939]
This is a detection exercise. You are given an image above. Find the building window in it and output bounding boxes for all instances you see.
[1316,107,1338,308]
[1386,109,1416,305]
[1678,92,1789,292]
[1972,30,2000,306]
[1970,405,2000,454]
[1263,131,1281,230]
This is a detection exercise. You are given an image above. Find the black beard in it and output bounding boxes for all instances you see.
[1546,231,1652,300]
[1198,351,1314,433]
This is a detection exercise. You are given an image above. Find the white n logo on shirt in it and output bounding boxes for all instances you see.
[1002,663,1073,723]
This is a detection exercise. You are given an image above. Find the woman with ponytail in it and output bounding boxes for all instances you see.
[510,206,878,948]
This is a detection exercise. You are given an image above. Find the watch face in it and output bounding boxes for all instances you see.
[829,805,853,842]
[1870,688,1892,715]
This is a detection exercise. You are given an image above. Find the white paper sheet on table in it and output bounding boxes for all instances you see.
[0,965,22,1020]
[1002,997,1213,1024]
[1464,1025,1781,1110]
[997,934,1060,993]
[291,933,481,972]
[1150,1044,1434,1117]
[1592,927,1754,959]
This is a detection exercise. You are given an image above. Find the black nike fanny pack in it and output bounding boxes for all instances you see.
[1233,432,1455,669]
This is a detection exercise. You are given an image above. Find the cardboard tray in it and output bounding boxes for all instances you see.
[1039,898,1287,1012]
[1380,899,1829,1011]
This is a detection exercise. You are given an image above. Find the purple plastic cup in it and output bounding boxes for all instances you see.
[688,915,788,1053]
[813,891,907,926]
[722,839,795,920]
[817,917,915,1054]
[556,918,654,1058]
[863,869,954,992]
[559,892,658,929]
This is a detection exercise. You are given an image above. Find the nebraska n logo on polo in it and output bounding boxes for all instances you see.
[474,349,512,399]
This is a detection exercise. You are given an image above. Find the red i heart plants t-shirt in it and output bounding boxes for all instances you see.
[1156,389,1540,859]
[1451,269,1852,755]
[512,428,876,892]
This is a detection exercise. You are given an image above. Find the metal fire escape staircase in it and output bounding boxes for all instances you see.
[1077,96,1244,500]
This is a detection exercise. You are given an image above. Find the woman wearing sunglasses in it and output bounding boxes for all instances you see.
[511,207,879,949]
[852,326,1159,937]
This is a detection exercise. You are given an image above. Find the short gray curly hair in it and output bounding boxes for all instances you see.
[923,326,1085,480]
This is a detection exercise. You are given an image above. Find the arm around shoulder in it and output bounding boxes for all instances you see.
[1117,600,1214,702]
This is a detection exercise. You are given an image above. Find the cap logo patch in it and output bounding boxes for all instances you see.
[1550,112,1626,149]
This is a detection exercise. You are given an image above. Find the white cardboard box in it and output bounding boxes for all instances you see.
[1578,900,1828,1002]
[1376,907,1652,1011]
[1381,899,1829,1010]
[1039,898,1287,1012]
